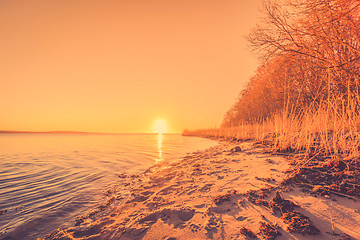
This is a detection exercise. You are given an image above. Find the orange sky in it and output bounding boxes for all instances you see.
[1,0,261,133]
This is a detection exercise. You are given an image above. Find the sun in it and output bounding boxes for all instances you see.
[153,119,168,133]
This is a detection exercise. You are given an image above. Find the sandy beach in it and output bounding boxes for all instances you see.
[40,139,360,240]
[2,0,359,239]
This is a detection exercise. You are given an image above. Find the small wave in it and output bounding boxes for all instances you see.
[0,134,217,239]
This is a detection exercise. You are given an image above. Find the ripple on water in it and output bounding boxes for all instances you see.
[0,134,217,239]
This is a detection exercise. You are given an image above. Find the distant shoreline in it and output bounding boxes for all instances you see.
[0,130,180,135]
[0,130,92,134]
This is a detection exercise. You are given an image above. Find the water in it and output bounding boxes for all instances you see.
[0,133,217,239]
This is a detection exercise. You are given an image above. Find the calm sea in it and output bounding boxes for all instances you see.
[0,133,217,239]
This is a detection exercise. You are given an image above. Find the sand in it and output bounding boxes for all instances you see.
[45,141,360,240]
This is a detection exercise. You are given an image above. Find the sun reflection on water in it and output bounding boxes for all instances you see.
[156,133,163,163]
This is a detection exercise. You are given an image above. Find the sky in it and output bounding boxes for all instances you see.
[1,0,262,133]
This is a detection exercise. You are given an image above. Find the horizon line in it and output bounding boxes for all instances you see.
[0,130,182,134]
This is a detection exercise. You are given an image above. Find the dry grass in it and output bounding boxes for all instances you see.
[183,97,360,161]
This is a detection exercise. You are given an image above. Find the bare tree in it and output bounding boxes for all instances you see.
[222,0,360,127]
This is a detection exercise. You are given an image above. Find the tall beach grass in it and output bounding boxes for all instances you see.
[183,97,360,162]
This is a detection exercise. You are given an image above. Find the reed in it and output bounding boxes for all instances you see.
[183,97,360,161]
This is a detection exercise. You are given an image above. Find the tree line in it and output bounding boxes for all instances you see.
[222,0,360,127]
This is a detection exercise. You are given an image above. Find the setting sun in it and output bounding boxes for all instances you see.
[153,119,167,133]
[2,0,360,239]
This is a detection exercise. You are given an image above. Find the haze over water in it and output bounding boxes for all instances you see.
[0,133,217,239]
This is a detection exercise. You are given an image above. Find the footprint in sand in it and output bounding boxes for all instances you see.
[72,219,114,238]
[127,191,155,203]
[138,207,195,228]
[157,185,181,195]
[190,223,202,233]
[205,213,222,238]
[199,183,214,193]
[150,172,176,183]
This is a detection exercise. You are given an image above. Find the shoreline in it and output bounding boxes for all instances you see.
[0,134,216,240]
[41,138,360,240]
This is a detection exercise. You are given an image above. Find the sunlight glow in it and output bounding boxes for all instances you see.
[156,133,163,163]
[153,119,168,133]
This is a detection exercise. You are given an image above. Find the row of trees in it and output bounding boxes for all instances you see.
[222,0,360,127]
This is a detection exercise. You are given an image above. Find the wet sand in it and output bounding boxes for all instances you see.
[43,140,360,240]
